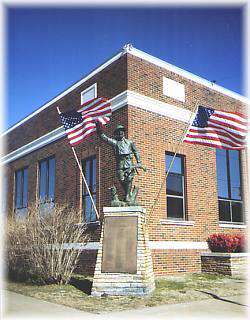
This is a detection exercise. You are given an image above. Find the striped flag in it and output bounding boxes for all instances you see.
[183,106,247,150]
[60,97,111,146]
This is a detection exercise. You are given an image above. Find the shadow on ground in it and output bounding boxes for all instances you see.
[70,278,93,295]
[195,290,249,307]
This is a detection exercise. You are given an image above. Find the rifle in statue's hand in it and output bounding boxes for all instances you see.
[125,164,147,176]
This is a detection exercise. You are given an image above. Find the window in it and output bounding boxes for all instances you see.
[166,153,186,220]
[39,157,55,203]
[216,149,243,223]
[2,175,8,214]
[82,156,96,223]
[163,77,185,102]
[81,83,97,105]
[15,167,28,209]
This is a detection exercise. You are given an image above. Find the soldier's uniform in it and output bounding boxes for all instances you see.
[100,125,141,184]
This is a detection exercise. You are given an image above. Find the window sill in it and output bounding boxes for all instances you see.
[160,219,194,226]
[219,223,246,229]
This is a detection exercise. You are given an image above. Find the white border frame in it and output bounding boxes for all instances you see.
[80,83,97,105]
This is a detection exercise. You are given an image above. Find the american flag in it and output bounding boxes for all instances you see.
[183,106,247,150]
[60,97,111,146]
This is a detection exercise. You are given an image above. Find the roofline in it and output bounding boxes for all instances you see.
[3,44,248,136]
[126,45,249,104]
[2,48,126,136]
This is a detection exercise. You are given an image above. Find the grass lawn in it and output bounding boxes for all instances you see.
[6,273,246,314]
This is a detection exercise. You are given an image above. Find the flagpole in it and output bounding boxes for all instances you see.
[57,107,100,220]
[71,146,100,220]
[98,146,101,213]
[148,102,199,219]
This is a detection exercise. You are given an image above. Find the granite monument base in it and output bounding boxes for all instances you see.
[91,206,155,296]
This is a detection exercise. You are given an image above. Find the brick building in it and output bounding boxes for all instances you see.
[2,44,248,276]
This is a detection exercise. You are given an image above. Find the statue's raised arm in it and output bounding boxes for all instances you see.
[96,121,117,147]
[96,122,146,205]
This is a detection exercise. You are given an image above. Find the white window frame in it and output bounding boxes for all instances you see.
[80,83,97,105]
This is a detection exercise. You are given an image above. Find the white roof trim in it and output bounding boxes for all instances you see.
[2,44,248,137]
[2,50,125,137]
[1,126,65,165]
[126,46,249,104]
[1,90,193,165]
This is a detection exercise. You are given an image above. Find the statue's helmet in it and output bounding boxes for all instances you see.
[114,125,125,134]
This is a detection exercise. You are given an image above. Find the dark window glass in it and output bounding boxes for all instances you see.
[216,150,243,223]
[166,153,186,220]
[218,200,231,222]
[82,156,97,223]
[166,173,183,196]
[48,158,55,201]
[166,154,182,174]
[92,158,96,193]
[39,161,47,201]
[2,176,8,214]
[229,150,241,200]
[167,197,184,219]
[232,202,243,223]
[15,167,28,209]
[15,170,22,208]
[39,157,55,203]
[216,149,229,198]
[23,169,28,206]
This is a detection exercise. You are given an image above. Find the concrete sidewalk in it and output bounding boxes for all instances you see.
[104,294,249,320]
[2,290,249,320]
[2,291,100,320]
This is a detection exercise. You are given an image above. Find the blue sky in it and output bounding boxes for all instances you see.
[6,7,243,130]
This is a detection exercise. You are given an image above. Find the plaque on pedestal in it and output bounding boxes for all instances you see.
[91,207,155,296]
[102,216,137,273]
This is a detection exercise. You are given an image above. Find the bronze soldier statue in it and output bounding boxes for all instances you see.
[96,122,146,205]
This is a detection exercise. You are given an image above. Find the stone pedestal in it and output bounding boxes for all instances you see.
[91,207,155,296]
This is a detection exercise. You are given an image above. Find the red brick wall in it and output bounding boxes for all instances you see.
[201,253,248,277]
[4,52,248,276]
[75,250,98,276]
[152,250,202,275]
[126,54,247,275]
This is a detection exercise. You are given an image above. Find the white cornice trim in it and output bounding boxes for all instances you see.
[126,90,192,122]
[1,126,65,165]
[1,90,192,165]
[127,46,249,104]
